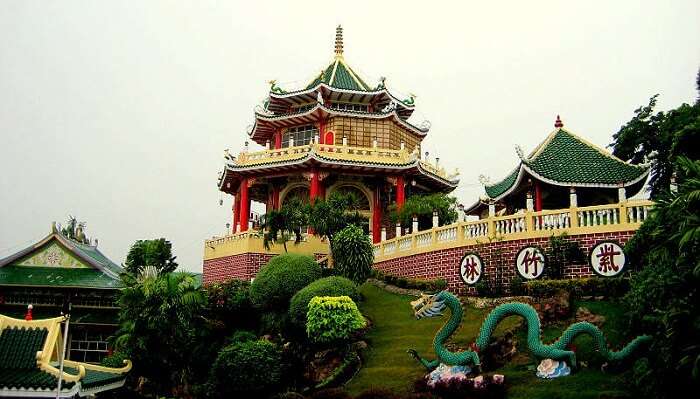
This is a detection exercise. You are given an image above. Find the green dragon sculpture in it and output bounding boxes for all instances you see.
[407,291,651,371]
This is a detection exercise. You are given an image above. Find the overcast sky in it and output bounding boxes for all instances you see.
[1,1,698,272]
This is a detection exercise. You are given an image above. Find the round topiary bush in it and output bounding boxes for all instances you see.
[331,225,374,284]
[250,253,322,310]
[208,339,282,397]
[288,276,359,326]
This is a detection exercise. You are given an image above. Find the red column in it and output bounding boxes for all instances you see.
[272,186,280,210]
[274,130,282,149]
[318,119,326,144]
[232,195,239,233]
[396,175,405,210]
[534,180,543,212]
[310,168,320,203]
[372,184,382,243]
[239,178,250,232]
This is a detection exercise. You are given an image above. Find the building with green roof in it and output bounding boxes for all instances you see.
[466,116,650,217]
[0,313,131,397]
[0,223,123,363]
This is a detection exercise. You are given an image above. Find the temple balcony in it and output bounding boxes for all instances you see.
[229,142,456,182]
[204,230,330,261]
[373,199,654,262]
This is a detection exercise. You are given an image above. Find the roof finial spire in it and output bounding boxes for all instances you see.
[334,25,344,58]
[554,115,564,128]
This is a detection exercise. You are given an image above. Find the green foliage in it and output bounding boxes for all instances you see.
[207,339,283,397]
[100,351,129,368]
[611,94,699,198]
[288,276,359,326]
[524,277,629,298]
[262,197,309,252]
[205,279,255,331]
[250,253,322,310]
[113,272,206,393]
[306,296,366,344]
[624,157,700,398]
[372,270,446,292]
[389,193,458,230]
[308,191,366,243]
[332,225,374,284]
[229,330,257,344]
[124,238,178,274]
[545,234,584,279]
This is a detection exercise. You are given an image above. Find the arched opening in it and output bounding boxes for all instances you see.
[328,183,372,235]
[281,185,310,205]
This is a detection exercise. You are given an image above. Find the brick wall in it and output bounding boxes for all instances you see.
[374,230,635,295]
[203,252,328,285]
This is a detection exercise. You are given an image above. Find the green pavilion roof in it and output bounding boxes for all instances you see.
[0,315,130,397]
[0,266,122,289]
[484,126,650,200]
[0,228,123,290]
[306,57,372,91]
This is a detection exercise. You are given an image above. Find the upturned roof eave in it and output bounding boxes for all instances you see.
[267,83,415,109]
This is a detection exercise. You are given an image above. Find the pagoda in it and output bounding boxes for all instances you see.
[217,26,458,244]
[466,116,650,217]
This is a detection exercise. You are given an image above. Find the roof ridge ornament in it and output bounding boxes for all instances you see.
[515,145,526,161]
[478,174,491,185]
[334,25,344,58]
[554,115,564,128]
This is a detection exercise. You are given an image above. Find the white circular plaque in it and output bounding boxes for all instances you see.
[590,241,626,277]
[459,253,483,285]
[515,246,546,279]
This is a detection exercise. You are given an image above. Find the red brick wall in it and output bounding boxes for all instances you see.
[203,252,327,285]
[374,231,635,295]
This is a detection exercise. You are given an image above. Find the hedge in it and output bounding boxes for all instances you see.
[289,276,359,326]
[517,277,630,298]
[372,269,447,292]
[250,253,322,310]
[306,296,366,344]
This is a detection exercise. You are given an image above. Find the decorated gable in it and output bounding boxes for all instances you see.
[15,240,89,268]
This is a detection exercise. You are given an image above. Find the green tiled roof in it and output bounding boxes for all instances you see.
[62,366,124,390]
[485,128,649,199]
[70,242,122,276]
[305,58,371,91]
[485,168,520,198]
[0,266,122,289]
[0,326,76,391]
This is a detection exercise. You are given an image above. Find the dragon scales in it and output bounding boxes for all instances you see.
[407,291,651,371]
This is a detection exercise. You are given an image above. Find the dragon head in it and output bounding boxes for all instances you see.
[411,292,447,319]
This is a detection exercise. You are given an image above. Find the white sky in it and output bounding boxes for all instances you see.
[1,1,698,272]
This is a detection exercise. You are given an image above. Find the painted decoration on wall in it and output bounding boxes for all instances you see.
[515,246,546,279]
[16,241,87,268]
[459,253,483,285]
[589,241,626,277]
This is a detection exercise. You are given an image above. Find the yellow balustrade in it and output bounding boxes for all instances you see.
[204,231,330,260]
[373,200,654,262]
[230,143,454,181]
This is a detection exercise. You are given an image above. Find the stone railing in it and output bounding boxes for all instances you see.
[232,143,454,181]
[204,231,329,260]
[373,199,654,262]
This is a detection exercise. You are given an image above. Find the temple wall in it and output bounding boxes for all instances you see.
[373,230,636,296]
[203,252,328,285]
[326,116,421,152]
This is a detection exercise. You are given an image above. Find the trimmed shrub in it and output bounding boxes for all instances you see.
[205,279,256,330]
[207,339,282,397]
[250,253,322,310]
[289,276,359,326]
[306,296,366,344]
[100,351,129,368]
[332,225,374,284]
[229,330,256,344]
[374,271,446,292]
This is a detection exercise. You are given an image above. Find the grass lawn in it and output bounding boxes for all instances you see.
[346,284,637,398]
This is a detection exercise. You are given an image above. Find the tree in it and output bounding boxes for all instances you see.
[389,193,458,230]
[307,191,365,243]
[113,271,206,395]
[124,238,178,274]
[624,156,700,397]
[610,86,700,198]
[262,197,309,252]
[332,225,374,284]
